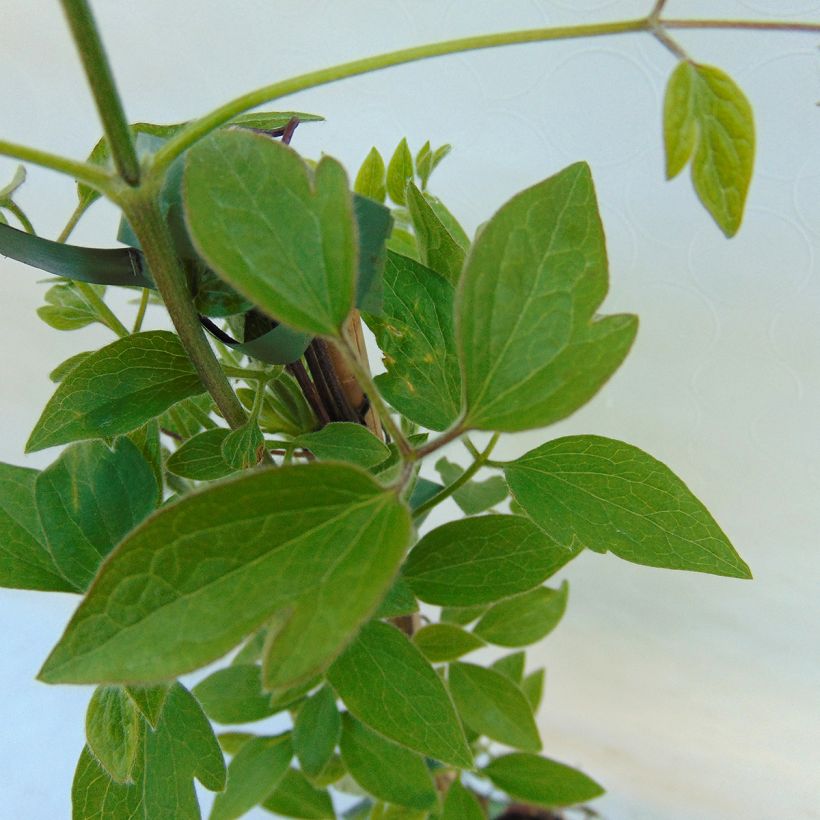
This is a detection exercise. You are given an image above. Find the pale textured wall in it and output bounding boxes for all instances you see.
[0,2,818,818]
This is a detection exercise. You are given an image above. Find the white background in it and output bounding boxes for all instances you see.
[1,1,819,818]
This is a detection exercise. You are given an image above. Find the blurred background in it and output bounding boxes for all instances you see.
[1,1,818,817]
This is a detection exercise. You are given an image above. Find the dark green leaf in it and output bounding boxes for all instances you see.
[0,462,72,592]
[297,422,390,468]
[404,515,577,606]
[412,624,485,663]
[166,428,235,481]
[448,662,540,751]
[504,436,751,578]
[483,753,604,808]
[220,421,264,470]
[664,62,754,237]
[521,669,545,712]
[86,686,141,783]
[35,438,159,590]
[339,713,437,810]
[441,780,484,820]
[127,421,164,496]
[262,768,335,819]
[386,139,413,205]
[474,582,568,648]
[457,162,638,432]
[373,576,418,620]
[192,665,277,725]
[293,686,342,779]
[490,652,526,685]
[27,331,204,452]
[355,147,387,203]
[210,734,292,820]
[365,252,461,432]
[406,183,464,284]
[328,621,472,768]
[159,394,216,441]
[434,457,508,514]
[184,130,356,336]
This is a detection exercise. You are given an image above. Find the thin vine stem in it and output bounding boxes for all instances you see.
[3,201,35,235]
[132,288,150,333]
[56,202,86,244]
[76,282,129,338]
[664,19,820,34]
[0,139,113,192]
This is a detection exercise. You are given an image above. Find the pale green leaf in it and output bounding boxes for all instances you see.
[220,421,264,470]
[86,686,141,784]
[27,331,204,452]
[365,252,461,432]
[72,745,144,819]
[328,621,472,768]
[355,147,387,203]
[406,183,464,284]
[441,780,484,820]
[439,604,488,627]
[39,463,410,684]
[297,422,390,469]
[412,623,485,663]
[49,350,94,383]
[425,194,469,251]
[184,130,356,336]
[386,139,413,205]
[664,61,755,237]
[125,684,169,729]
[448,662,541,751]
[262,768,335,818]
[404,515,577,606]
[483,752,604,808]
[474,582,568,648]
[37,283,107,331]
[35,438,159,591]
[490,652,525,684]
[166,428,235,481]
[457,162,638,432]
[217,732,254,756]
[339,713,437,811]
[192,665,277,725]
[308,754,346,788]
[521,668,545,712]
[504,435,751,578]
[435,457,508,514]
[414,141,432,189]
[293,686,342,779]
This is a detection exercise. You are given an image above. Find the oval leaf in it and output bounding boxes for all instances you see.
[166,428,235,481]
[192,664,277,725]
[261,768,335,819]
[293,686,342,779]
[85,685,141,784]
[412,624,485,663]
[297,422,390,469]
[441,780,484,820]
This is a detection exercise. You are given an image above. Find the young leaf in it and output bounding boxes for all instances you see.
[261,768,335,819]
[49,350,93,383]
[210,734,292,820]
[412,623,485,663]
[457,162,638,432]
[355,147,387,203]
[504,436,751,578]
[220,421,264,470]
[448,662,541,751]
[166,428,235,481]
[72,744,144,819]
[0,462,73,592]
[473,582,568,648]
[293,686,342,779]
[339,713,437,811]
[365,252,461,432]
[664,61,754,237]
[297,422,390,468]
[404,515,577,606]
[184,129,356,337]
[192,665,277,725]
[435,457,508,514]
[426,194,469,251]
[125,684,169,729]
[38,463,410,684]
[328,621,472,768]
[37,283,107,331]
[85,685,141,784]
[35,438,159,591]
[414,141,432,189]
[440,604,488,627]
[441,780,484,820]
[26,331,204,452]
[521,668,546,712]
[386,138,413,205]
[483,753,604,808]
[491,652,526,684]
[405,183,465,285]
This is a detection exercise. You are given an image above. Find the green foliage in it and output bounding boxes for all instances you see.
[293,687,342,779]
[434,457,507,514]
[441,780,484,820]
[261,768,335,818]
[405,183,464,284]
[166,428,235,480]
[412,623,485,663]
[354,147,387,203]
[192,665,277,725]
[297,422,390,468]
[386,139,413,205]
[85,686,142,784]
[37,283,108,331]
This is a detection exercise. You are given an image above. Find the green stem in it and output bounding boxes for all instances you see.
[222,365,273,381]
[56,201,86,243]
[414,421,467,460]
[664,19,820,34]
[0,139,113,191]
[123,192,248,429]
[76,281,129,338]
[59,0,140,185]
[3,201,36,235]
[413,434,500,519]
[132,288,150,333]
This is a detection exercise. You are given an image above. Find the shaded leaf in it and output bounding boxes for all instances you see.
[439,604,488,627]
[435,457,507,514]
[262,768,335,818]
[490,652,526,685]
[297,422,390,469]
[412,624,485,663]
[37,283,107,331]
[406,183,464,285]
[221,421,264,470]
[441,780,484,820]
[521,669,546,712]
[293,686,342,779]
[192,665,277,725]
[72,744,144,819]
[373,576,418,620]
[166,428,235,481]
[125,684,169,730]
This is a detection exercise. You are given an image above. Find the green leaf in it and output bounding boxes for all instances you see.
[386,139,413,205]
[308,754,346,788]
[406,183,465,284]
[27,331,204,452]
[37,283,107,331]
[483,752,604,808]
[439,604,488,627]
[297,422,390,469]
[125,684,169,729]
[86,686,141,783]
[373,575,418,620]
[504,435,751,579]
[217,732,254,756]
[35,438,159,591]
[262,768,335,819]
[192,665,277,725]
[365,252,461,432]
[663,61,755,237]
[414,141,433,189]
[441,780,484,820]
[412,624,485,663]
[339,714,437,811]
[0,462,72,592]
[39,463,410,685]
[457,162,638,432]
[166,428,235,481]
[490,652,526,684]
[370,804,427,820]
[474,582,568,648]
[355,147,387,203]
[72,744,144,819]
[328,621,472,768]
[127,421,164,496]
[404,515,577,606]
[448,662,541,751]
[521,668,545,712]
[0,164,26,201]
[293,686,342,779]
[159,394,215,441]
[184,129,356,337]
[49,350,94,383]
[210,734,292,820]
[434,457,508,514]
[220,421,264,470]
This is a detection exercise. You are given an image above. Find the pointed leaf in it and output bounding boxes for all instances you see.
[386,139,413,205]
[166,428,235,481]
[37,283,107,331]
[355,147,387,203]
[441,780,484,820]
[72,745,144,819]
[293,686,342,779]
[521,669,545,712]
[49,350,94,383]
[504,435,751,578]
[192,665,277,725]
[125,684,169,729]
[262,768,335,818]
[221,421,264,470]
[435,457,508,514]
[491,652,526,684]
[439,604,488,627]
[86,686,141,784]
[406,183,465,284]
[457,162,638,432]
[373,575,418,620]
[412,624,485,663]
[297,422,390,469]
